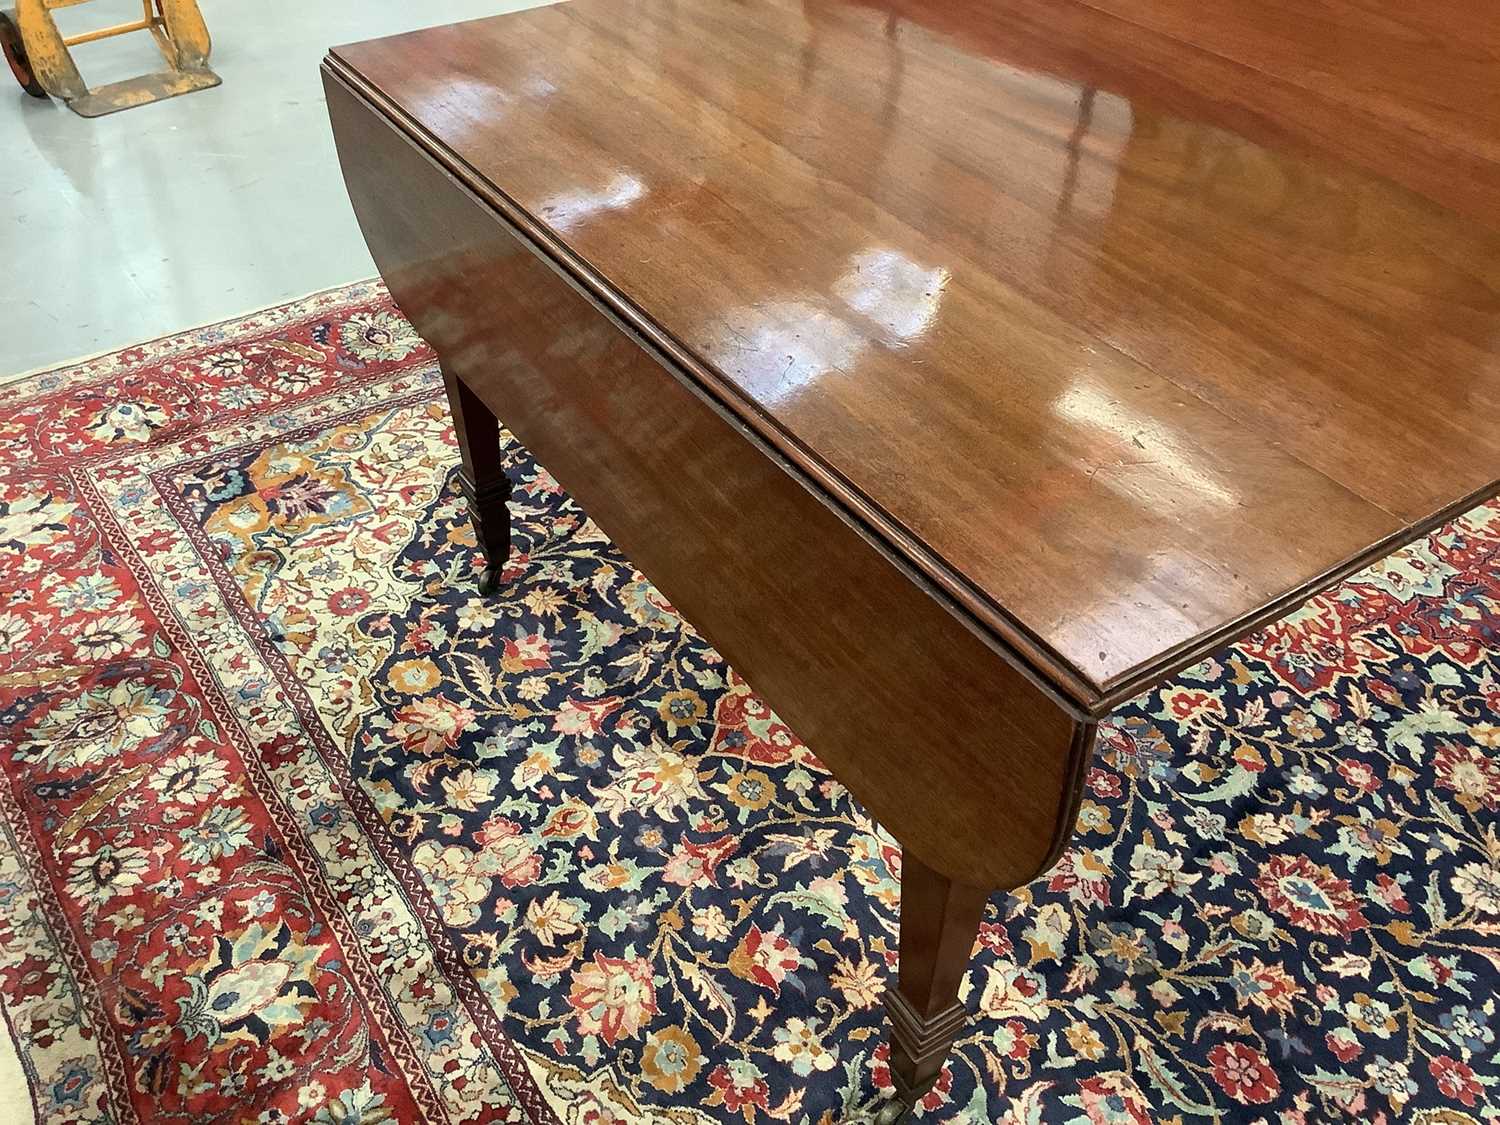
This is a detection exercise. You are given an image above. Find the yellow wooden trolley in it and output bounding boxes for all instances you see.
[1,0,218,116]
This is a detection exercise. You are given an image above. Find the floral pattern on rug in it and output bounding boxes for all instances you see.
[1,282,1498,1124]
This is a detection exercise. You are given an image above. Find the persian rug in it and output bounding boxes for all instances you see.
[1,281,1497,1125]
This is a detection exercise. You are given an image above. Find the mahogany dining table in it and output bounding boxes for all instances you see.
[322,0,1500,1117]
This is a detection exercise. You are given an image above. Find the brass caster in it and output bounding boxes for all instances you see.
[477,565,501,595]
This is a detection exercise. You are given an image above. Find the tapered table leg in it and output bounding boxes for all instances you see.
[879,852,990,1119]
[442,364,512,593]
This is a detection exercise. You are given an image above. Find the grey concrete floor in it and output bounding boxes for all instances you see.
[2,0,551,377]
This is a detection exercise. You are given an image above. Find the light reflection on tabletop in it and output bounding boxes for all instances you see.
[833,248,949,345]
[537,173,647,233]
[1051,382,1241,512]
[711,247,950,406]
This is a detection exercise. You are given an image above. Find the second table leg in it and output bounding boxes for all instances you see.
[881,852,990,1116]
[442,364,512,594]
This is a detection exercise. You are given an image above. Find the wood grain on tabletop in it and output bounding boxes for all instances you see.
[329,0,1500,703]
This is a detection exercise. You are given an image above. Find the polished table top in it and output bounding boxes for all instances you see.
[332,0,1500,712]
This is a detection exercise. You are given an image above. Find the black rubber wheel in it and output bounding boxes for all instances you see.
[1,9,47,99]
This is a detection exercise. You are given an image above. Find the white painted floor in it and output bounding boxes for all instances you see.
[2,0,551,376]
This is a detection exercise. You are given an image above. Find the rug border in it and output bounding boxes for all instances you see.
[143,388,562,1124]
[0,278,384,389]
